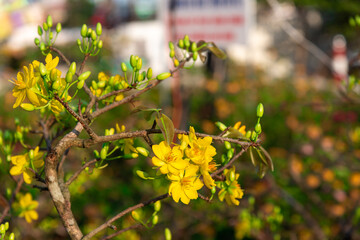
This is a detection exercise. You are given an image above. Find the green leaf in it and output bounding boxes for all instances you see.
[259,146,274,171]
[136,170,155,180]
[206,42,227,59]
[249,147,258,167]
[155,113,175,146]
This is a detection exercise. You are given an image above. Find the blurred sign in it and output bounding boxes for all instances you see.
[169,0,255,47]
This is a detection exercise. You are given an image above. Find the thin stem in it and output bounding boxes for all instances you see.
[50,46,71,66]
[0,177,24,222]
[100,224,142,240]
[66,159,98,186]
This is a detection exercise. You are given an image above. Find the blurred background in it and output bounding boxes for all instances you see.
[1,0,360,239]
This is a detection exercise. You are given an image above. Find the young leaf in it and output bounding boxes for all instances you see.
[259,146,274,171]
[258,163,268,179]
[155,113,175,146]
[136,170,155,180]
[206,42,227,59]
[249,147,258,167]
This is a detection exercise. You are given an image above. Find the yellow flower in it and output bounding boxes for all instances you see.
[152,141,189,175]
[9,64,41,108]
[200,160,217,189]
[233,121,246,136]
[168,165,203,204]
[115,124,137,154]
[32,53,60,75]
[91,72,128,99]
[218,166,244,205]
[15,193,39,223]
[9,147,44,184]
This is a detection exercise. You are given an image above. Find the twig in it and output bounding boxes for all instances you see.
[33,185,48,191]
[65,159,98,186]
[82,193,169,240]
[40,120,52,152]
[54,94,98,140]
[100,224,142,240]
[0,178,24,222]
[50,46,71,66]
[27,168,46,184]
[97,88,132,101]
[198,193,211,203]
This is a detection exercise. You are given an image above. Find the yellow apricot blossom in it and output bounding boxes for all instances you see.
[15,193,39,223]
[218,166,244,205]
[233,121,246,136]
[9,64,41,108]
[32,53,60,76]
[152,141,189,175]
[10,147,44,184]
[168,165,203,204]
[115,124,137,154]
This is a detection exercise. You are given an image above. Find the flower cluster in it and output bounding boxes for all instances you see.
[13,193,39,223]
[152,127,217,204]
[10,147,44,184]
[218,166,244,205]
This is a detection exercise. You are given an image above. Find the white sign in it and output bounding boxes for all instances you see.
[169,0,255,47]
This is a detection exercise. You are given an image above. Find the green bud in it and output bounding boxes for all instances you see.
[245,130,251,139]
[250,131,258,142]
[77,80,85,89]
[78,71,91,81]
[0,224,4,233]
[34,38,40,46]
[215,121,227,131]
[91,80,98,90]
[191,42,197,52]
[192,52,198,61]
[109,128,115,135]
[154,201,161,212]
[255,123,262,134]
[43,22,48,31]
[178,39,184,48]
[52,80,61,90]
[28,149,34,160]
[221,154,227,164]
[97,40,103,49]
[109,76,115,86]
[91,31,97,41]
[211,186,216,194]
[93,150,100,159]
[81,24,88,38]
[131,210,141,221]
[56,23,62,33]
[46,15,53,28]
[173,58,179,67]
[121,62,127,72]
[20,103,35,111]
[137,72,144,82]
[229,170,236,182]
[224,141,231,150]
[256,103,264,118]
[152,215,159,225]
[40,42,46,52]
[169,41,174,50]
[147,68,153,79]
[65,71,73,83]
[122,153,139,159]
[77,39,81,46]
[165,228,172,240]
[184,35,190,48]
[39,63,47,77]
[69,62,76,75]
[9,232,15,240]
[136,147,149,157]
[96,22,102,36]
[170,50,175,58]
[38,26,43,36]
[136,58,142,70]
[49,31,53,39]
[50,68,58,81]
[100,147,107,160]
[97,81,106,88]
[14,131,23,141]
[130,55,137,69]
[4,222,8,231]
[227,148,234,159]
[156,72,171,81]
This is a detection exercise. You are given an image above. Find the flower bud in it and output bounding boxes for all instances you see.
[100,147,107,160]
[191,42,197,52]
[173,58,179,67]
[136,147,149,157]
[97,40,103,49]
[250,131,258,142]
[169,41,174,50]
[43,22,48,31]
[9,232,15,240]
[108,76,115,86]
[56,23,62,33]
[165,228,172,240]
[130,55,137,69]
[136,58,142,70]
[91,31,97,41]
[256,103,264,118]
[154,201,161,212]
[91,80,98,90]
[122,153,139,159]
[65,71,73,83]
[96,22,102,36]
[93,150,100,159]
[46,15,53,28]
[227,148,234,159]
[152,215,159,225]
[77,39,81,46]
[131,210,141,221]
[147,67,152,79]
[78,71,91,81]
[156,72,171,81]
[77,80,85,89]
[87,28,92,37]
[211,186,216,194]
[52,80,61,90]
[121,62,127,72]
[38,26,43,36]
[34,38,40,46]
[192,52,198,61]
[178,39,184,48]
[40,43,46,52]
[20,103,35,111]
[97,81,106,88]
[184,35,190,48]
[245,130,251,139]
[229,170,236,182]
[255,123,262,134]
[215,121,227,131]
[169,50,175,58]
[50,68,58,82]
[81,24,88,38]
[49,31,54,39]
[28,149,34,161]
[39,63,47,77]
[0,224,4,233]
[224,141,231,150]
[4,222,8,231]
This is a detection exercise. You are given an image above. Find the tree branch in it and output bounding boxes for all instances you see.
[100,224,142,240]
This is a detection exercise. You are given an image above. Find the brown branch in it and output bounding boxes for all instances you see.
[198,193,211,203]
[65,159,98,186]
[82,193,169,240]
[97,88,132,101]
[100,224,142,240]
[50,46,71,66]
[54,94,98,140]
[40,120,52,152]
[0,177,24,222]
